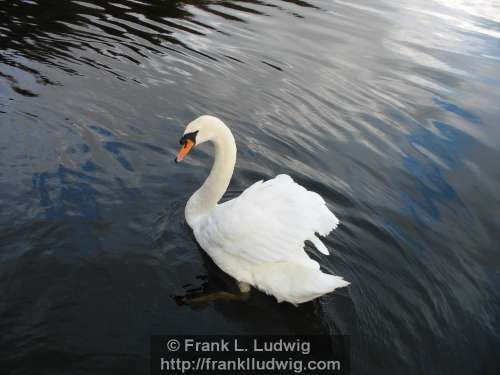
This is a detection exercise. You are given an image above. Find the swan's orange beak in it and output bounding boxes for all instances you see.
[175,139,194,163]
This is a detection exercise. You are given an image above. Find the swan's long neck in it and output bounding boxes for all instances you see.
[185,124,236,227]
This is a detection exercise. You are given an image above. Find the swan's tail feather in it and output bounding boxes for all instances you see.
[309,235,330,255]
[253,262,349,304]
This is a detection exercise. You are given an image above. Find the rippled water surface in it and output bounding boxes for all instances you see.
[1,0,500,373]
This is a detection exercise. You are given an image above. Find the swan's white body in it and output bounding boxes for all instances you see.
[178,116,349,304]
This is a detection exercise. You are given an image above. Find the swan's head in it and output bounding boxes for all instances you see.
[175,115,226,163]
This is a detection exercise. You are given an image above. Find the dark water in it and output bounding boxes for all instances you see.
[1,0,500,373]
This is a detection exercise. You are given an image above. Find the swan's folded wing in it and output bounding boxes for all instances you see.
[200,174,339,267]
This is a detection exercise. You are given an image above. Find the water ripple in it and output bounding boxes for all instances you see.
[1,0,500,374]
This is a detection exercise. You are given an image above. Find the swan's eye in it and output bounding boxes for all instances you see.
[179,130,199,146]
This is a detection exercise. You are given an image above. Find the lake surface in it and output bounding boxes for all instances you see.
[1,0,499,373]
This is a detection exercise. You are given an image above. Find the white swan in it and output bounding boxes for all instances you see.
[175,115,349,304]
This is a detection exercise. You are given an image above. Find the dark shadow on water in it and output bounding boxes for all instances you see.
[172,242,335,335]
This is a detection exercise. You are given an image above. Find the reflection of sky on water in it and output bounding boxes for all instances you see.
[433,98,482,125]
[375,0,500,245]
[434,0,500,25]
[402,93,485,223]
[32,165,100,220]
[402,120,471,222]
